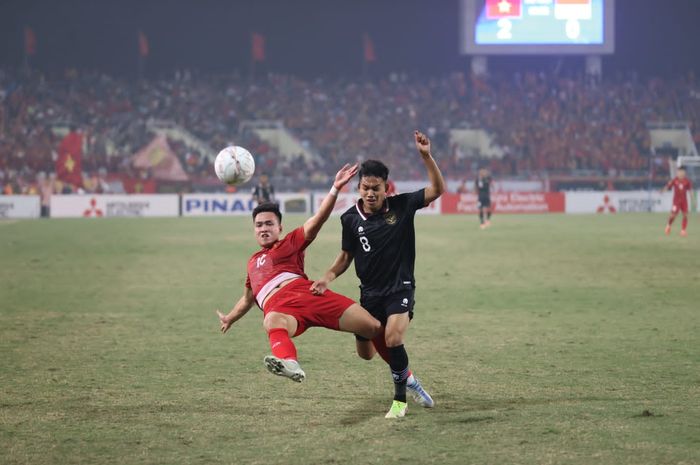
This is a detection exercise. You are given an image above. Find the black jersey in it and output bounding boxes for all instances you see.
[252,184,275,203]
[475,176,492,199]
[341,189,426,297]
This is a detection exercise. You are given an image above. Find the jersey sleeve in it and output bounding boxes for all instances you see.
[341,215,355,252]
[285,226,312,252]
[245,273,252,289]
[406,188,426,211]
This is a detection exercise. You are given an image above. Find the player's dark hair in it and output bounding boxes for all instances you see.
[678,166,686,171]
[359,160,389,182]
[252,202,282,224]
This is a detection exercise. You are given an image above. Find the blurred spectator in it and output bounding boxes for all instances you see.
[1,67,698,192]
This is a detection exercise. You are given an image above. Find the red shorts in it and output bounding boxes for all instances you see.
[263,278,355,336]
[672,202,688,214]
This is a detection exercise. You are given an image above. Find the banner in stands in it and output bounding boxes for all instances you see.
[0,195,40,219]
[182,193,311,216]
[51,194,179,218]
[276,193,312,214]
[442,179,546,193]
[565,191,677,213]
[441,192,565,214]
[312,193,441,215]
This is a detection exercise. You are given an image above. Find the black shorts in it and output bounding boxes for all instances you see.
[355,290,415,340]
[478,197,491,209]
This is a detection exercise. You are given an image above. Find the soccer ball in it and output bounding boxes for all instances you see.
[214,146,255,186]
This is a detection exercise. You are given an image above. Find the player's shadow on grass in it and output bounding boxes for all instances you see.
[338,393,625,425]
[339,397,388,425]
[434,392,625,424]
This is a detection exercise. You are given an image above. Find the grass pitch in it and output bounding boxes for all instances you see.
[1,213,699,465]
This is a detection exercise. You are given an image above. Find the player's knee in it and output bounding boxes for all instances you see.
[351,308,381,338]
[262,319,274,333]
[368,318,381,337]
[356,319,380,340]
[262,314,286,333]
[385,332,404,348]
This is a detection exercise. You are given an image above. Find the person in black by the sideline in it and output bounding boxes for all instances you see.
[475,168,493,229]
[251,174,277,206]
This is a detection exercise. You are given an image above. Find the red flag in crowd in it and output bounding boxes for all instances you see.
[138,31,149,57]
[363,33,376,62]
[485,0,522,19]
[56,130,83,187]
[251,32,265,62]
[24,27,37,56]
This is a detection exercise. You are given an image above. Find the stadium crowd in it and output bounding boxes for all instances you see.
[1,66,699,194]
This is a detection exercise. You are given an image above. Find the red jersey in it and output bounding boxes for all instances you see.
[245,227,310,307]
[666,177,693,205]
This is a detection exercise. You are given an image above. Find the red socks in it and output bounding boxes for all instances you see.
[267,328,297,360]
[372,335,413,378]
[372,334,392,364]
[682,216,688,230]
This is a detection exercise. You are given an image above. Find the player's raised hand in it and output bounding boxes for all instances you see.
[216,310,234,334]
[334,163,359,189]
[414,130,431,156]
[309,279,328,295]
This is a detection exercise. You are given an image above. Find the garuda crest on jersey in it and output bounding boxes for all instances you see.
[384,211,397,225]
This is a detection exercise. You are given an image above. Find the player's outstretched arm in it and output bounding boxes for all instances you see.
[310,250,354,295]
[303,163,358,241]
[659,179,673,194]
[414,130,446,205]
[216,287,255,334]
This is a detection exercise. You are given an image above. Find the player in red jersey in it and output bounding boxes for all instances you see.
[216,163,381,383]
[661,166,693,237]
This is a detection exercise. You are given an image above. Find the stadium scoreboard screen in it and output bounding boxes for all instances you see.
[460,0,615,54]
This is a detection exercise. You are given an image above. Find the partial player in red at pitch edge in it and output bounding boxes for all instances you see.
[660,166,693,237]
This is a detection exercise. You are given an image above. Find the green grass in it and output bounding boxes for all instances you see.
[1,214,699,465]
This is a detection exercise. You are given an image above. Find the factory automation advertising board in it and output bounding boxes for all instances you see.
[461,0,615,54]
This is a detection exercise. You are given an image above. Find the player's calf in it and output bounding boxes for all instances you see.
[355,336,376,360]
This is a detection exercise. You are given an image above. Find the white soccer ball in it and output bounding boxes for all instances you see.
[214,146,256,186]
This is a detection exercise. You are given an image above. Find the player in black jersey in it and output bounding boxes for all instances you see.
[311,130,446,418]
[476,168,492,229]
[251,174,277,206]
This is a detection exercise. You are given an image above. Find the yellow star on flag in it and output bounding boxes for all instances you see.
[498,0,512,13]
[64,154,75,172]
[148,147,166,166]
